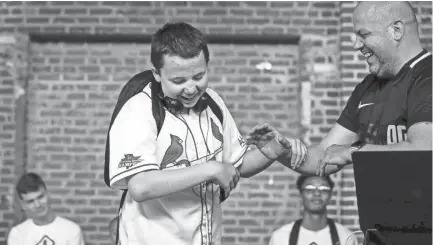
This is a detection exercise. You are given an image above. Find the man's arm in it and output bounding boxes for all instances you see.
[278,124,359,175]
[127,161,238,202]
[316,122,432,176]
[359,122,432,151]
[315,74,432,175]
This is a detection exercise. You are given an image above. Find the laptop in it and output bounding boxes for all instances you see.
[352,151,432,245]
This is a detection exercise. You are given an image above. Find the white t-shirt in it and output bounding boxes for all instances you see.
[109,84,248,245]
[7,216,84,245]
[269,221,356,245]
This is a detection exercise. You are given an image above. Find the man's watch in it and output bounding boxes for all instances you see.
[350,140,366,154]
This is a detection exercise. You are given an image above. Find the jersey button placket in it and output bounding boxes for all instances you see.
[201,183,211,245]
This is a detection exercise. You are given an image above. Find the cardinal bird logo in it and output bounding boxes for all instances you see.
[118,154,143,169]
[211,118,223,143]
[160,134,190,169]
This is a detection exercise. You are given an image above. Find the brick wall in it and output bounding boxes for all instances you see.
[27,43,302,245]
[0,35,17,245]
[1,1,340,36]
[0,1,431,245]
[0,34,29,244]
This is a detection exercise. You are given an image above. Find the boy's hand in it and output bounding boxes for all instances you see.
[245,123,291,160]
[245,123,307,168]
[208,161,240,201]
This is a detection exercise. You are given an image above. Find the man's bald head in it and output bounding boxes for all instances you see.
[351,1,423,78]
[354,2,418,34]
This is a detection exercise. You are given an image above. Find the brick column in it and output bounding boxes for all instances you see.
[338,1,364,232]
[298,33,345,222]
[0,33,29,243]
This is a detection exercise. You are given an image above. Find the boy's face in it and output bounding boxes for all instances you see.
[155,51,208,108]
[19,186,50,220]
[300,176,332,214]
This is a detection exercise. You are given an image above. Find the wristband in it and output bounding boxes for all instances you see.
[350,140,366,155]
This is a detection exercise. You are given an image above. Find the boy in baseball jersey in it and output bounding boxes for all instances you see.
[107,22,306,245]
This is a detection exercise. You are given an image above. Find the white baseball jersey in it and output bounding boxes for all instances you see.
[269,221,356,245]
[109,84,248,245]
[7,216,85,245]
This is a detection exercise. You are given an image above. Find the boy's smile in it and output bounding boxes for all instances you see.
[155,50,208,109]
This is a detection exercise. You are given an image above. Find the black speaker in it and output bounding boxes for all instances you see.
[353,151,432,245]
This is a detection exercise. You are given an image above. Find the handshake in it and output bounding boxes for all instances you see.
[211,123,308,202]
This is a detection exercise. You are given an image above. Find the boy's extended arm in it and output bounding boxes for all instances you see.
[127,161,238,202]
[237,149,274,178]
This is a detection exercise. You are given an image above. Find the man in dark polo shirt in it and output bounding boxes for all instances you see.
[246,1,432,176]
[246,3,431,244]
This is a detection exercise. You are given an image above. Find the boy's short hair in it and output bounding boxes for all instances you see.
[16,172,47,199]
[296,175,335,191]
[151,22,210,71]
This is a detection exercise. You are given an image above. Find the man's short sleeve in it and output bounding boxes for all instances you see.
[206,89,249,168]
[407,76,432,128]
[337,76,373,133]
[109,93,159,189]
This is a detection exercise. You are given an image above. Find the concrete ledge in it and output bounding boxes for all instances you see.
[29,32,300,45]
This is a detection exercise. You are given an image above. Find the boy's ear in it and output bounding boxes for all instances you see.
[151,68,161,83]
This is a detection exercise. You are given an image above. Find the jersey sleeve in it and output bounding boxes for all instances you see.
[206,89,249,168]
[407,76,432,128]
[109,93,159,190]
[336,75,372,133]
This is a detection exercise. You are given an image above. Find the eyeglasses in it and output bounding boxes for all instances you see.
[302,185,332,194]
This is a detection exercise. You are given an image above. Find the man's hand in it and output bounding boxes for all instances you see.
[317,144,352,176]
[208,161,240,201]
[245,123,307,168]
